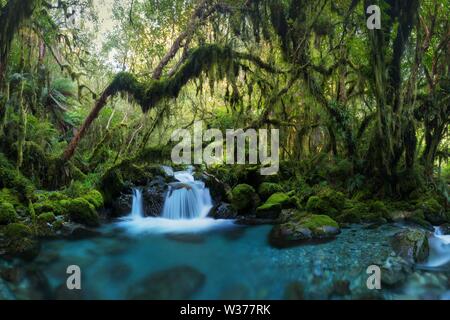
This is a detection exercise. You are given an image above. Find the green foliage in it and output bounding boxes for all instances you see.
[106,45,239,112]
[306,186,346,217]
[299,214,339,230]
[230,184,259,213]
[3,222,31,238]
[60,198,100,227]
[37,212,56,224]
[258,182,283,200]
[0,201,18,225]
[0,153,35,200]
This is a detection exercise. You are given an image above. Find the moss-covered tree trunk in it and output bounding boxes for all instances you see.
[0,0,39,90]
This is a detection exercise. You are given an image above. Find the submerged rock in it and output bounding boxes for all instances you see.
[269,214,340,247]
[0,279,16,300]
[219,284,250,300]
[127,266,205,300]
[391,229,429,263]
[166,233,206,244]
[284,282,305,300]
[381,256,413,287]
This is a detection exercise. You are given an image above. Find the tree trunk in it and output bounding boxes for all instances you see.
[62,90,110,161]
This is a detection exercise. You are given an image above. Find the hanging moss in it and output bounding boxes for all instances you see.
[0,0,40,84]
[105,45,237,113]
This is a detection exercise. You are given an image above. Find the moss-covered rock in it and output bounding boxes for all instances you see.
[0,188,27,215]
[417,197,448,225]
[386,209,433,231]
[391,229,429,263]
[257,182,283,200]
[60,198,100,227]
[99,167,126,206]
[0,202,18,225]
[3,223,31,238]
[83,190,104,209]
[269,213,340,247]
[305,187,346,217]
[256,192,292,219]
[1,223,39,261]
[37,212,56,224]
[336,200,389,224]
[230,184,260,214]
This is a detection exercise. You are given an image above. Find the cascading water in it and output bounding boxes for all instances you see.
[130,188,144,219]
[422,226,450,268]
[161,171,213,220]
[117,167,233,234]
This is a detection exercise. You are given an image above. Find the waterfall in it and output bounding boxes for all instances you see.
[117,167,233,234]
[161,170,213,220]
[423,227,450,268]
[130,188,144,219]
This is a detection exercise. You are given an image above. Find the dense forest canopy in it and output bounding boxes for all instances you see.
[0,0,448,200]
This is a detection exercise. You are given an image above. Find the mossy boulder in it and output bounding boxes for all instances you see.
[257,183,284,200]
[1,223,39,261]
[386,209,433,231]
[306,187,346,217]
[99,167,126,206]
[83,190,104,209]
[37,212,56,224]
[256,192,291,219]
[230,184,260,214]
[60,198,100,227]
[0,188,27,215]
[391,229,429,263]
[3,223,31,238]
[0,202,18,225]
[269,213,340,247]
[417,197,448,225]
[336,200,388,224]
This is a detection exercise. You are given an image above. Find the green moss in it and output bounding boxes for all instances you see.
[265,192,290,207]
[99,167,125,206]
[60,198,100,227]
[37,212,56,224]
[416,196,448,224]
[0,188,26,214]
[306,187,346,217]
[33,198,65,216]
[4,223,31,238]
[230,184,259,213]
[258,182,283,200]
[83,190,104,209]
[0,153,35,201]
[106,45,239,113]
[257,202,282,212]
[0,202,18,225]
[300,214,339,230]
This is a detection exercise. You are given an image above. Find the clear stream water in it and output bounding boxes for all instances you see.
[1,170,450,300]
